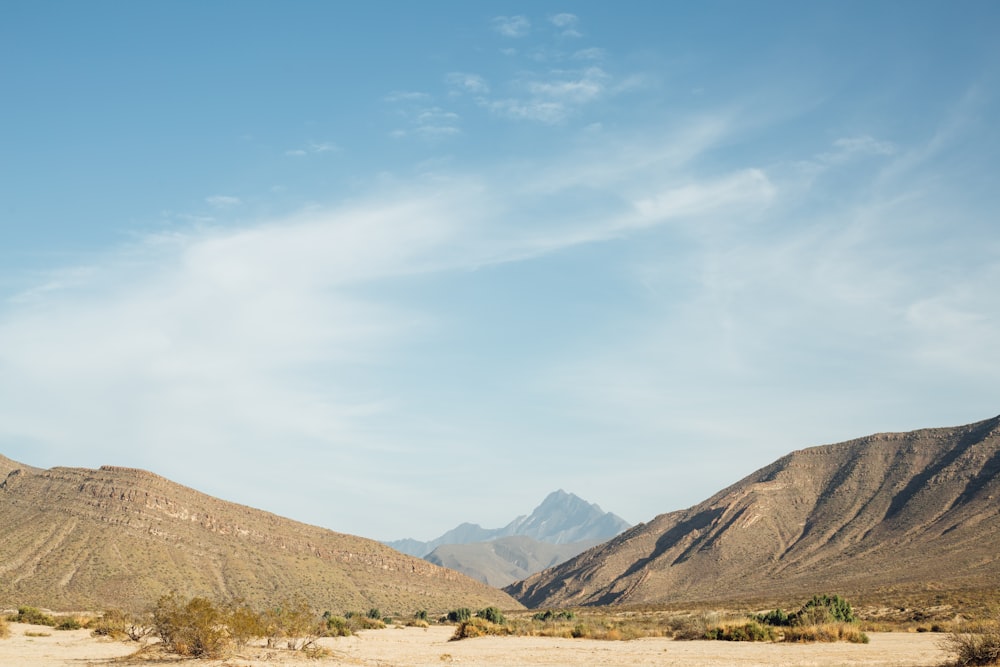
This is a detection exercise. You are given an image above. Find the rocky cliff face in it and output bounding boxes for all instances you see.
[507,416,1000,608]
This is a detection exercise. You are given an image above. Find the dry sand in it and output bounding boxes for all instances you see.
[0,623,950,666]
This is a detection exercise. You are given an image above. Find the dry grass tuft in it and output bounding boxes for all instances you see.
[940,624,1000,666]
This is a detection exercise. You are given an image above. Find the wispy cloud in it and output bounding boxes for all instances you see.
[446,72,490,95]
[206,195,241,208]
[549,13,581,38]
[492,15,530,38]
[487,67,612,124]
[285,141,339,157]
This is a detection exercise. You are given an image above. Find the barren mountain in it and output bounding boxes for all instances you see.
[508,416,1000,608]
[0,458,520,614]
[388,490,629,557]
[425,536,604,587]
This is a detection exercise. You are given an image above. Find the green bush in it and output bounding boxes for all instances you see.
[754,608,791,627]
[756,595,857,628]
[533,609,576,622]
[55,617,82,630]
[477,607,505,625]
[447,608,472,623]
[323,615,352,637]
[795,594,856,625]
[11,606,56,627]
[414,609,428,622]
[367,608,381,620]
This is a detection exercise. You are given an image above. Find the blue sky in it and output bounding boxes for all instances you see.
[2,2,999,541]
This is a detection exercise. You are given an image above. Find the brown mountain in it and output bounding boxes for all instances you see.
[0,457,521,614]
[507,415,1000,608]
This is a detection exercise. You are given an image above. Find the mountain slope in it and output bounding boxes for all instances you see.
[507,416,1000,608]
[425,536,603,588]
[388,490,629,557]
[0,458,521,613]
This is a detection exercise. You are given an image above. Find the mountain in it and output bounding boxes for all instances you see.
[507,416,1000,608]
[425,536,604,588]
[388,490,630,558]
[0,457,521,613]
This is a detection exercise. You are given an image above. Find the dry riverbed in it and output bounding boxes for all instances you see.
[0,622,950,666]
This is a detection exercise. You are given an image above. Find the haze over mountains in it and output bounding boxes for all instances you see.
[0,457,518,613]
[508,415,1000,608]
[387,490,630,586]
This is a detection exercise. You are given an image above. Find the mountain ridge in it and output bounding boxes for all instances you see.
[507,415,1000,608]
[387,489,630,558]
[0,456,520,613]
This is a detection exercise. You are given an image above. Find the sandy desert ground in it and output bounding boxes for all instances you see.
[0,622,951,666]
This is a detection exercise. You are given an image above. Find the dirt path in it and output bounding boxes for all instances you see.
[0,623,950,666]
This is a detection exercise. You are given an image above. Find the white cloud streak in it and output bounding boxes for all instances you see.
[1,95,995,538]
[492,15,530,38]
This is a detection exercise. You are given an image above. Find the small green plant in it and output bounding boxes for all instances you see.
[11,607,56,627]
[415,609,429,622]
[795,594,856,625]
[754,608,791,627]
[533,609,576,622]
[322,612,353,637]
[447,608,472,623]
[367,608,382,620]
[55,617,82,630]
[755,595,857,628]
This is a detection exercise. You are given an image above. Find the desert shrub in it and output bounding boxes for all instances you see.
[367,608,381,620]
[667,614,711,640]
[533,609,576,622]
[225,600,263,648]
[942,628,1000,666]
[705,621,777,642]
[0,615,9,639]
[90,608,149,641]
[152,593,231,659]
[322,614,352,636]
[55,617,82,630]
[12,606,56,627]
[754,608,792,627]
[451,617,511,640]
[794,594,856,625]
[415,609,428,622]
[447,608,472,623]
[261,598,321,650]
[783,623,868,643]
[477,607,505,625]
[342,613,385,631]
